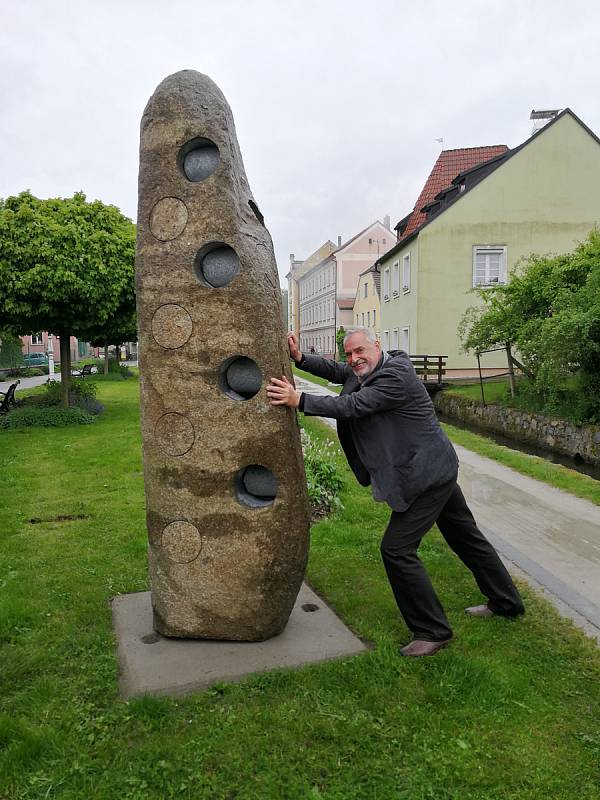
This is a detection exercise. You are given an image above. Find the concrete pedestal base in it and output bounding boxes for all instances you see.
[112,584,367,698]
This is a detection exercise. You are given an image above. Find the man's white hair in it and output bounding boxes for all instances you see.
[343,327,378,346]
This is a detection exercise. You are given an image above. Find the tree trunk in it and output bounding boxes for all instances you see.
[115,343,121,366]
[59,332,71,408]
[104,343,109,374]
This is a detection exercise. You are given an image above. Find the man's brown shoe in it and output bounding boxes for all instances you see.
[400,639,451,657]
[465,604,495,618]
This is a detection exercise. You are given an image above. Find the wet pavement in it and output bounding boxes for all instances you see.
[294,376,600,643]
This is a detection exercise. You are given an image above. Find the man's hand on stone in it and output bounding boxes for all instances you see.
[267,376,300,408]
[287,333,302,363]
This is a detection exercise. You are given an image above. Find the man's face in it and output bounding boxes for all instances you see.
[344,332,381,380]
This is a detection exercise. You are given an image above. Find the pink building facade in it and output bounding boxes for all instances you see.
[288,220,393,358]
[20,332,86,361]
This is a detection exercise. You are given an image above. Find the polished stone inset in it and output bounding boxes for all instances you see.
[219,356,262,400]
[155,412,195,456]
[236,465,277,508]
[151,304,193,349]
[161,520,203,563]
[149,197,188,241]
[194,243,240,288]
[179,137,220,182]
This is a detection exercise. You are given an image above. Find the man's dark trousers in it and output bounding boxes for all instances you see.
[380,478,524,642]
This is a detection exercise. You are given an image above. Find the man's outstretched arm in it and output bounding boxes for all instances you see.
[287,332,351,385]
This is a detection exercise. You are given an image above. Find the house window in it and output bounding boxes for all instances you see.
[392,261,400,295]
[401,327,410,352]
[383,330,390,350]
[356,314,359,325]
[372,309,376,327]
[31,333,43,345]
[402,253,411,292]
[361,312,365,326]
[363,282,368,298]
[392,328,399,349]
[383,267,390,300]
[473,246,507,286]
[367,311,370,327]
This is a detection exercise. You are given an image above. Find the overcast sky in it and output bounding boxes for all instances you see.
[2,0,599,283]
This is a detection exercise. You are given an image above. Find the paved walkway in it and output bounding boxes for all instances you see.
[0,373,56,393]
[295,376,600,643]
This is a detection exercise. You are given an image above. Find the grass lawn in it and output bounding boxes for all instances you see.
[445,379,509,404]
[1,378,599,799]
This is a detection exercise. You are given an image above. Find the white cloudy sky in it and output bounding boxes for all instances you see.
[1,0,599,283]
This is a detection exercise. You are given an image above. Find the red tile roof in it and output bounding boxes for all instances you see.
[398,145,508,241]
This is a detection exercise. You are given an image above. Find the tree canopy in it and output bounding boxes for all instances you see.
[459,229,600,422]
[0,191,136,403]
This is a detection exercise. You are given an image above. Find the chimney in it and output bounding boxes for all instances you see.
[530,108,561,135]
[337,235,342,248]
[383,214,390,231]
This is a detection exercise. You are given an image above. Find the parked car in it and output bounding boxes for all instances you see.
[23,353,48,366]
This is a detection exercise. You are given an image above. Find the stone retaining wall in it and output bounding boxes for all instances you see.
[433,391,600,466]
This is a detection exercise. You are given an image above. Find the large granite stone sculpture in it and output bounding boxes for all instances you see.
[135,70,310,641]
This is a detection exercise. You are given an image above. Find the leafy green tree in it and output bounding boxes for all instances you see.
[0,331,24,369]
[0,191,135,405]
[89,286,137,374]
[459,229,600,421]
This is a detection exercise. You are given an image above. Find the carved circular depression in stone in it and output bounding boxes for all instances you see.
[235,465,278,508]
[219,356,262,401]
[155,412,195,456]
[161,520,203,563]
[151,303,193,349]
[149,197,188,241]
[178,136,220,182]
[194,242,240,288]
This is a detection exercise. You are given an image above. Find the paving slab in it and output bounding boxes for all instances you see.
[294,374,600,642]
[112,583,367,698]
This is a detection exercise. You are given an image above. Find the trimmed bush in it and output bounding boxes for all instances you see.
[0,406,96,429]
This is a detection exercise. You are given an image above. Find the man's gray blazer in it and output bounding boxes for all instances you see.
[298,350,458,512]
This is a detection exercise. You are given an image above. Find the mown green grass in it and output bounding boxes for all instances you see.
[1,379,599,799]
[445,379,510,404]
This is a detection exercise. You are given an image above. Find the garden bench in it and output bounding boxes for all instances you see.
[71,364,96,378]
[0,380,20,414]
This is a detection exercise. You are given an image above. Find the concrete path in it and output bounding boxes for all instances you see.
[294,376,600,643]
[0,373,57,393]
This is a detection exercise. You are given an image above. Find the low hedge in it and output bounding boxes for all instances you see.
[0,406,96,429]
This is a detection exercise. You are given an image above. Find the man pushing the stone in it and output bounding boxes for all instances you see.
[267,329,524,657]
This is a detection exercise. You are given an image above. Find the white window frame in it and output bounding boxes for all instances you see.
[392,261,400,296]
[383,330,390,350]
[383,266,390,301]
[31,333,43,345]
[473,245,507,287]
[402,253,411,293]
[401,327,410,352]
[372,309,376,327]
[367,311,370,327]
[392,328,399,350]
[363,282,368,298]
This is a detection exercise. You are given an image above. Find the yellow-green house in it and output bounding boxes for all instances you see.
[377,109,600,373]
